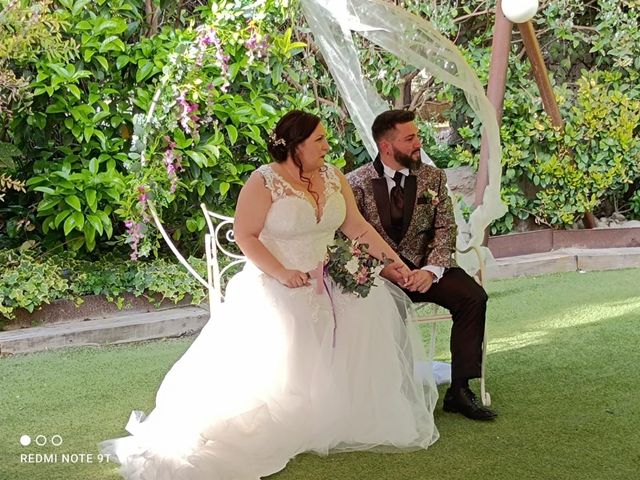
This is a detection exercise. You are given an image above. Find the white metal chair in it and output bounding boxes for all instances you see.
[150,202,490,406]
[148,203,246,316]
[414,245,491,406]
[200,206,247,315]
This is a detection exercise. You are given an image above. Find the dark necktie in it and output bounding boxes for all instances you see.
[389,171,404,234]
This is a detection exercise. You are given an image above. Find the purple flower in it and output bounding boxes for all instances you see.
[176,92,200,134]
[162,140,183,193]
[137,185,148,205]
[124,220,145,260]
[137,185,151,222]
[164,135,177,149]
[215,51,230,74]
[245,25,269,61]
[245,36,257,51]
[198,26,220,47]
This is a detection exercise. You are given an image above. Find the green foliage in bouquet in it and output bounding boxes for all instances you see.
[325,234,388,299]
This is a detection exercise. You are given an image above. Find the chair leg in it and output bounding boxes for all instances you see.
[479,327,491,406]
[428,322,438,363]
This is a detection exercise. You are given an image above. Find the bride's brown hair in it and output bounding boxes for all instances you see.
[267,110,323,206]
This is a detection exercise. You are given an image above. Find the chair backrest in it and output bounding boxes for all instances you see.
[200,204,247,313]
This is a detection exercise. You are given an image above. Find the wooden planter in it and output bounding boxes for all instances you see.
[2,293,194,331]
[488,227,640,258]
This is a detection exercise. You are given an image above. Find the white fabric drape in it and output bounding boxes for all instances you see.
[300,0,507,272]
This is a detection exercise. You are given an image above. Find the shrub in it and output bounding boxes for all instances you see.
[0,248,207,325]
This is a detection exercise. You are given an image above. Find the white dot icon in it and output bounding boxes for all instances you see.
[20,435,31,446]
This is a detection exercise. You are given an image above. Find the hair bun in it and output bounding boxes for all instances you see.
[267,140,288,162]
[267,110,321,163]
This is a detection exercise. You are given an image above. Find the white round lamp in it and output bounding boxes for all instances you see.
[501,0,539,23]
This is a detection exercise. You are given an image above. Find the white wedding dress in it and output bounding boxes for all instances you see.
[101,164,439,480]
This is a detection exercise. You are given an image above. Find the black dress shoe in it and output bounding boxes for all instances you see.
[443,387,497,421]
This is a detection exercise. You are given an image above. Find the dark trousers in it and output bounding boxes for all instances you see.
[403,267,488,382]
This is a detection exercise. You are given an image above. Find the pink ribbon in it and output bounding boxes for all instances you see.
[310,261,337,347]
[312,261,324,294]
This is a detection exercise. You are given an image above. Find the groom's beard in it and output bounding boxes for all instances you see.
[393,147,421,170]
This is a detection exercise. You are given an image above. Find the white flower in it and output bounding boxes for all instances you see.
[424,188,440,205]
[345,257,359,275]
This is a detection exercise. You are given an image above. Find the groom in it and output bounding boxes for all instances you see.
[347,110,497,421]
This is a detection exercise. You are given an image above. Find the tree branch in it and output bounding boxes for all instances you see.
[454,6,494,24]
[144,0,158,36]
[401,69,419,108]
[409,76,435,111]
[174,0,184,28]
[283,72,348,120]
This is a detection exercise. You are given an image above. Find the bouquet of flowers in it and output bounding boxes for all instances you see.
[325,233,388,298]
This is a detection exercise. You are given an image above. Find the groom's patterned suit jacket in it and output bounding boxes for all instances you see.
[346,156,458,269]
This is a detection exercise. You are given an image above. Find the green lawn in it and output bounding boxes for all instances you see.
[1,269,639,480]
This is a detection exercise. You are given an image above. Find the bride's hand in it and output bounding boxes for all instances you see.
[275,268,311,288]
[381,261,411,287]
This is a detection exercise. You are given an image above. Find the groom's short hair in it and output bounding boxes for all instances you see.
[372,110,416,144]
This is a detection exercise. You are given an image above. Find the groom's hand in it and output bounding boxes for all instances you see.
[405,270,434,293]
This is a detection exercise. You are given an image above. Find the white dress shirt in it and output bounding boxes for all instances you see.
[382,164,444,283]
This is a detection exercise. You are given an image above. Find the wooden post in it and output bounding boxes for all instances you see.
[475,1,512,209]
[517,21,597,228]
[517,21,563,128]
[477,4,597,230]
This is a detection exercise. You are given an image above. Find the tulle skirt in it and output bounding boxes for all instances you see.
[100,264,439,480]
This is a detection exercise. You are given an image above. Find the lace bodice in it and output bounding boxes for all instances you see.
[256,164,346,273]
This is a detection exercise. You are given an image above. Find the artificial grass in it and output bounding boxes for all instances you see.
[1,268,639,480]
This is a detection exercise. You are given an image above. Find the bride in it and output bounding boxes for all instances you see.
[101,110,439,480]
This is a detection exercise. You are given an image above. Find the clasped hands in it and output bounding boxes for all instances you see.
[275,262,433,292]
[381,262,434,293]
